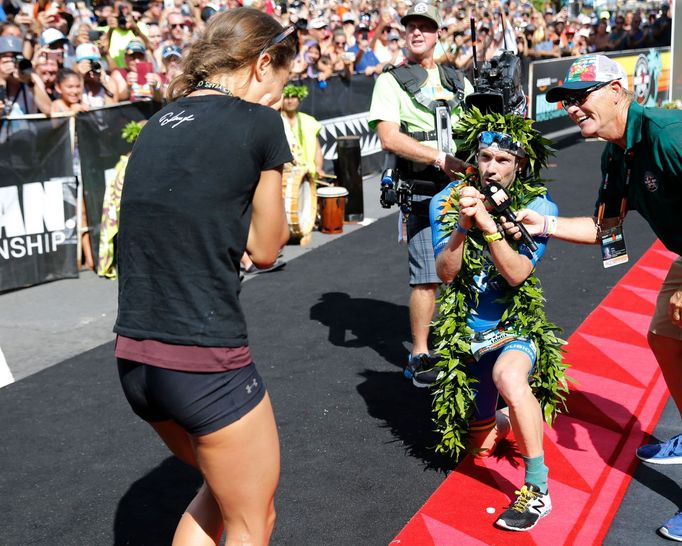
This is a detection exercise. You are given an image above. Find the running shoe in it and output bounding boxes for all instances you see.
[404,353,439,388]
[660,512,682,542]
[243,259,286,275]
[636,434,682,465]
[495,483,552,531]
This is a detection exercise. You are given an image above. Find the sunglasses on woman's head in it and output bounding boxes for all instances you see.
[561,80,612,108]
[260,24,298,56]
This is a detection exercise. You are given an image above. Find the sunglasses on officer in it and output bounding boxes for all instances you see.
[478,131,526,157]
[561,80,613,108]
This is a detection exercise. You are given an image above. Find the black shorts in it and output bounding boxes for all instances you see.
[117,359,266,436]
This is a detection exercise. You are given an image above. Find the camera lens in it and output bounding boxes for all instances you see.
[16,56,32,77]
[91,61,101,73]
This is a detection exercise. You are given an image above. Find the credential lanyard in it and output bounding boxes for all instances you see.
[596,149,632,232]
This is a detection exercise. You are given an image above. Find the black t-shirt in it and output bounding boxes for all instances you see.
[114,95,293,347]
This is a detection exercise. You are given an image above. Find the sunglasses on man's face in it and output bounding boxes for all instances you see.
[561,80,612,108]
[334,40,346,46]
[170,23,185,29]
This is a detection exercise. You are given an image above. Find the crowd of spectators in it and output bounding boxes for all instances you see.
[0,0,674,116]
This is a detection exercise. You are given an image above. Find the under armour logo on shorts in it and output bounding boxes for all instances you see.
[245,378,258,394]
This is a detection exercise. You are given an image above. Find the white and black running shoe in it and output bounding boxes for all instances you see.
[495,483,552,531]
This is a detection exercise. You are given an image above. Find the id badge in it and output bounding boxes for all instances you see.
[600,225,629,268]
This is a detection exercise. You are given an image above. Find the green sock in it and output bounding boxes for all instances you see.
[523,453,548,494]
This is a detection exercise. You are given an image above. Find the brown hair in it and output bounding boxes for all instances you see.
[56,67,82,86]
[167,8,296,101]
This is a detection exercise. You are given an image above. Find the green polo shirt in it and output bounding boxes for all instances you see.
[598,101,682,255]
[368,67,473,153]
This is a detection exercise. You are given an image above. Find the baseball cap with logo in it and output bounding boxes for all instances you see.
[342,12,355,23]
[76,43,102,62]
[0,35,23,54]
[401,2,442,29]
[546,54,628,103]
[40,28,68,47]
[125,40,147,55]
[308,17,328,29]
[162,44,182,60]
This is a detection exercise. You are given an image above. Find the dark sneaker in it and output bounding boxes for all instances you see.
[243,259,286,275]
[495,483,552,531]
[404,353,439,388]
[659,511,682,542]
[637,434,682,464]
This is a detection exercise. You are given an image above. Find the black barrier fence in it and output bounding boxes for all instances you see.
[296,75,384,175]
[0,117,78,292]
[77,102,150,267]
[0,51,673,291]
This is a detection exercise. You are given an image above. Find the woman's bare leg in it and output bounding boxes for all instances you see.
[193,393,280,546]
[150,420,224,545]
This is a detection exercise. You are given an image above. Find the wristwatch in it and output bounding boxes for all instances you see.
[483,230,503,243]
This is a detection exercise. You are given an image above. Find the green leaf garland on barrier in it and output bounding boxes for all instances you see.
[431,108,572,460]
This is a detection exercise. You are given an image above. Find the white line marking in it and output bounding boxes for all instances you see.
[0,346,15,388]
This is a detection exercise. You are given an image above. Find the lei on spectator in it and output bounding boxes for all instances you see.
[282,84,309,100]
[431,108,571,460]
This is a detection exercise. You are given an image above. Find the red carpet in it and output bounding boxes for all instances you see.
[391,241,676,546]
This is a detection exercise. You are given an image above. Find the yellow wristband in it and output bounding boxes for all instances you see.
[483,230,503,243]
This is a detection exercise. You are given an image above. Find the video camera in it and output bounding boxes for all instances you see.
[466,50,526,116]
[466,16,526,116]
[380,104,454,215]
[380,167,413,213]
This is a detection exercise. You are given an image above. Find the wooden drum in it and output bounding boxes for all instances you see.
[282,166,317,239]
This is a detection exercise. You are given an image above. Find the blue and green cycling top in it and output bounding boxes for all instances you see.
[429,181,559,333]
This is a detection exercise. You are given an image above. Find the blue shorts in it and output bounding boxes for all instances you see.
[468,338,537,422]
[406,197,440,286]
[117,359,266,436]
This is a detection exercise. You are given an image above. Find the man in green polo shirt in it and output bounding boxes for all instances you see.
[368,1,473,388]
[509,54,682,542]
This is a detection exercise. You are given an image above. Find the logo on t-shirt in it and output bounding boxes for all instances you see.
[422,69,455,102]
[159,110,196,129]
[643,171,658,192]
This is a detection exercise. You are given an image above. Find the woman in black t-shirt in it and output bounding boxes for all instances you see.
[114,8,297,545]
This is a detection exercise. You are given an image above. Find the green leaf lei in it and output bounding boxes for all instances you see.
[431,108,571,460]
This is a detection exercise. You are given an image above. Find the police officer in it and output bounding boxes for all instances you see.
[368,1,473,387]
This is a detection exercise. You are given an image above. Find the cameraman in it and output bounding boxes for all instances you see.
[368,2,473,387]
[0,36,51,116]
